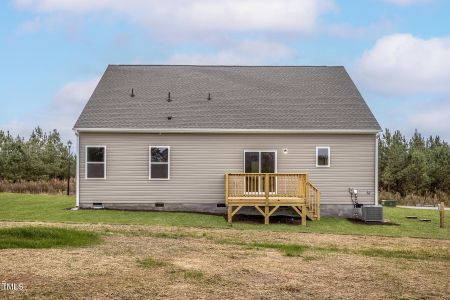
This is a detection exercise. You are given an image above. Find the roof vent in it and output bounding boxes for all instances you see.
[167,116,172,120]
[167,92,172,102]
[207,92,211,101]
[130,88,135,98]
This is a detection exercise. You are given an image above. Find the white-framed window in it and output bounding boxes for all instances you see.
[85,146,106,179]
[316,146,330,167]
[149,146,170,180]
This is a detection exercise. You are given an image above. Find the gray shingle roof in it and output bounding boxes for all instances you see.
[74,65,381,131]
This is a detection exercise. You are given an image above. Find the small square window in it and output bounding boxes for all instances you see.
[316,147,330,167]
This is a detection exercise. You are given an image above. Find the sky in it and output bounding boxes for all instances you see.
[1,0,450,142]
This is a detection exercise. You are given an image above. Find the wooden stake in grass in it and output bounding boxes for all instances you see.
[439,202,445,228]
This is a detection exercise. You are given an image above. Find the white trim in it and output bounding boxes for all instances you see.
[75,132,80,207]
[74,127,381,134]
[149,146,170,180]
[85,145,107,180]
[375,134,379,205]
[316,146,330,168]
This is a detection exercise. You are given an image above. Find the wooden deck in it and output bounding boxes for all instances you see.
[225,173,320,225]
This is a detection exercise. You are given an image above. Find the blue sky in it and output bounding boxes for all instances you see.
[1,0,450,141]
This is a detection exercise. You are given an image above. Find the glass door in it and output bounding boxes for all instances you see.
[244,151,277,193]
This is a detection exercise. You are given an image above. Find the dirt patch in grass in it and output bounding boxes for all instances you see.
[0,221,449,299]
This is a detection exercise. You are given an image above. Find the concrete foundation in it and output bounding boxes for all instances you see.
[79,202,358,218]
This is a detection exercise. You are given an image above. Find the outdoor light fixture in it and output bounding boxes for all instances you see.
[283,148,288,154]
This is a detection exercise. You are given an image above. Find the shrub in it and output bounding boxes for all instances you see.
[0,178,75,195]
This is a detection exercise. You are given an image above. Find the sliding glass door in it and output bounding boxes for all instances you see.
[244,151,277,193]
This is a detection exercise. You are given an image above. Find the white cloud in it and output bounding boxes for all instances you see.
[383,0,430,6]
[407,99,450,140]
[14,0,334,38]
[1,76,99,142]
[355,34,450,95]
[168,40,295,65]
[52,77,99,108]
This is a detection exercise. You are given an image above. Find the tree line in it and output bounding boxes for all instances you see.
[1,127,449,200]
[378,129,450,198]
[0,127,75,181]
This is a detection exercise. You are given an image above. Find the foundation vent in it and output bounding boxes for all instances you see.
[92,203,104,209]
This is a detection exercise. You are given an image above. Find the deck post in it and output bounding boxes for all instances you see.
[264,173,270,225]
[316,190,321,220]
[301,204,307,226]
[225,173,229,206]
[305,174,310,204]
[228,206,232,224]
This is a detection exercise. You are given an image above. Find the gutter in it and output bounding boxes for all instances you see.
[73,128,381,134]
[375,133,379,205]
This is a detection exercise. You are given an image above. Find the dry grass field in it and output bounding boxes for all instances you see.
[1,221,449,300]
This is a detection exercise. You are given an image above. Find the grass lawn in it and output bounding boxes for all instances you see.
[0,226,99,249]
[0,192,449,239]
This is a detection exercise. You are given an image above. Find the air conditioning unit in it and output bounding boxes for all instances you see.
[361,205,384,222]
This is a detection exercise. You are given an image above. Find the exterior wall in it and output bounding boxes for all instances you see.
[78,133,376,214]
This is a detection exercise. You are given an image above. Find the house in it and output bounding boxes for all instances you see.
[73,65,381,221]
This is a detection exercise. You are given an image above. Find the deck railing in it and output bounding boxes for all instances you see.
[307,182,320,220]
[225,173,320,225]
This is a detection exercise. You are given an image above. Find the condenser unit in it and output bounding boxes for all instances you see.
[361,205,384,222]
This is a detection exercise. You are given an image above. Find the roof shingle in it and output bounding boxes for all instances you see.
[74,65,381,131]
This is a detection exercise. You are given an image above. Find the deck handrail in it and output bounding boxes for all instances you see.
[226,172,309,176]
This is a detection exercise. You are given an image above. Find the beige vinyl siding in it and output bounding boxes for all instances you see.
[78,133,376,206]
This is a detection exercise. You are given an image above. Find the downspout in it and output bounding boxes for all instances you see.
[375,134,379,205]
[75,130,80,207]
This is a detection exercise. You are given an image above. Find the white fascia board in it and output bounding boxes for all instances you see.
[73,127,381,134]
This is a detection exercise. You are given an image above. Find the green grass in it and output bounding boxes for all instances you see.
[0,226,99,249]
[250,242,310,256]
[138,257,168,268]
[182,270,205,280]
[358,248,450,260]
[0,192,449,240]
[246,241,450,261]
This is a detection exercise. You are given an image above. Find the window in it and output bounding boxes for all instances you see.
[86,146,106,179]
[149,146,170,180]
[316,147,330,167]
